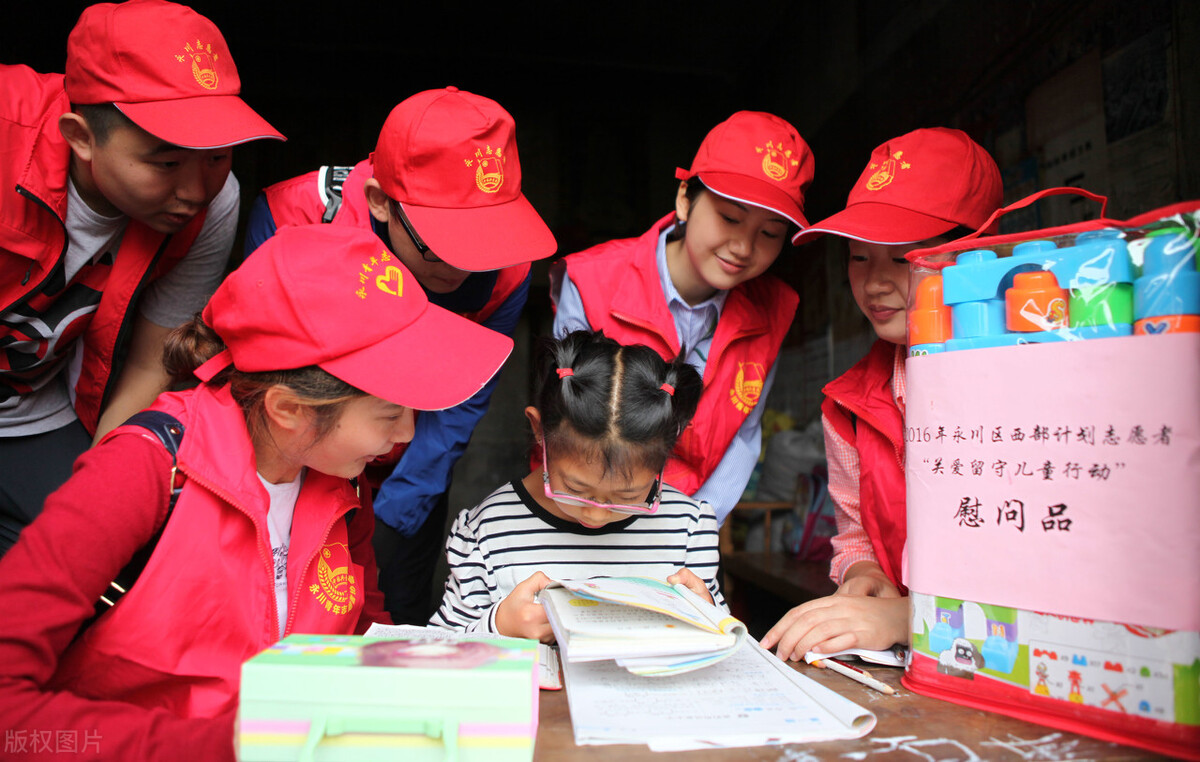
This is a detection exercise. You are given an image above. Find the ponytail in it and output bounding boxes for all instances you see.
[163,314,227,388]
[162,314,364,443]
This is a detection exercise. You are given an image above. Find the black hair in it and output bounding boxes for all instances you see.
[70,103,136,146]
[667,177,799,244]
[666,178,708,243]
[940,225,977,242]
[534,330,703,479]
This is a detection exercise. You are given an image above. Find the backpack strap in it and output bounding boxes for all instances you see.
[319,165,355,224]
[78,412,360,638]
[82,412,185,632]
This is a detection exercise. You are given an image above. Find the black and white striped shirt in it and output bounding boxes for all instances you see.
[430,478,723,634]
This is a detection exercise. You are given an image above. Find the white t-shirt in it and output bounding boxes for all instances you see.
[259,469,302,637]
[0,172,239,435]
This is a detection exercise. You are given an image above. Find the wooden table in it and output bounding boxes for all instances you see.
[533,660,1161,760]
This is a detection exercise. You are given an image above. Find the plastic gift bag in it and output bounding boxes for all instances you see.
[900,189,1200,761]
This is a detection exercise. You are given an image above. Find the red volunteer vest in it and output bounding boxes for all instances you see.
[51,385,374,720]
[562,214,799,495]
[821,339,908,592]
[262,159,528,324]
[0,65,204,434]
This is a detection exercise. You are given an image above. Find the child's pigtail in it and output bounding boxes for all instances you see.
[663,353,702,438]
[550,330,590,410]
[537,330,616,446]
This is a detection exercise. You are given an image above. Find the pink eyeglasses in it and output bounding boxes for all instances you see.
[541,442,663,516]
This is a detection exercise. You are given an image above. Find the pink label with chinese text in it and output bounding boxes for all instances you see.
[906,333,1200,631]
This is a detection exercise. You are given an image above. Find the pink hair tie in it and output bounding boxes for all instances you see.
[660,382,675,396]
[556,367,574,379]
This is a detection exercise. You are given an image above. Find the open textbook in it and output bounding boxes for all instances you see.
[562,639,877,750]
[539,576,747,676]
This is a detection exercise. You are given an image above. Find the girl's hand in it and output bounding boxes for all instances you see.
[667,567,714,604]
[838,561,901,598]
[759,594,909,662]
[495,572,555,642]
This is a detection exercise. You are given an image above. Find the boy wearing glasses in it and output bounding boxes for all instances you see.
[245,87,556,624]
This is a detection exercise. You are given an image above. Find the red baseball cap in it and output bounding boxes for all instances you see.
[675,111,815,229]
[64,0,283,149]
[200,225,513,411]
[370,87,556,272]
[793,127,1002,246]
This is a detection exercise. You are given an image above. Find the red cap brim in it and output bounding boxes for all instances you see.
[116,95,284,149]
[320,300,513,411]
[697,171,809,229]
[791,201,961,246]
[400,194,557,272]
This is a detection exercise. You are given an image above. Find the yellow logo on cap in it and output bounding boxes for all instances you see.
[309,543,357,616]
[376,266,404,297]
[355,249,398,299]
[175,40,219,90]
[865,150,911,191]
[755,140,799,182]
[729,361,765,414]
[463,145,505,194]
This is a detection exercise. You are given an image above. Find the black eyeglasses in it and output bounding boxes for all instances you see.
[391,199,442,263]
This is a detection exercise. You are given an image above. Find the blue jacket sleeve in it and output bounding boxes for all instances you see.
[242,192,277,257]
[549,261,594,338]
[372,271,531,535]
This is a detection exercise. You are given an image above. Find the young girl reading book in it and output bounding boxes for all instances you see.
[0,225,512,760]
[430,330,720,641]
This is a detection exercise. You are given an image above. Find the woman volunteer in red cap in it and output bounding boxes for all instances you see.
[0,224,512,761]
[551,111,813,526]
[761,127,1003,663]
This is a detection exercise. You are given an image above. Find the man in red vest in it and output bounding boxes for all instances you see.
[0,0,284,556]
[244,87,557,623]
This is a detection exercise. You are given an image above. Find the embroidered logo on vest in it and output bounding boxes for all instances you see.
[355,248,399,300]
[755,140,800,182]
[176,40,220,90]
[464,146,505,193]
[309,543,358,616]
[729,361,765,413]
[865,150,911,191]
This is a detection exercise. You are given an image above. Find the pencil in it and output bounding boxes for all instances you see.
[811,658,896,695]
[829,656,874,679]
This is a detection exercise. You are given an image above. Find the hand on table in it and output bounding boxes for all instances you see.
[759,561,907,661]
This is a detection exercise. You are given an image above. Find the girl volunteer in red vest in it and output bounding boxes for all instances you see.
[760,128,1003,662]
[551,111,813,525]
[0,225,512,761]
